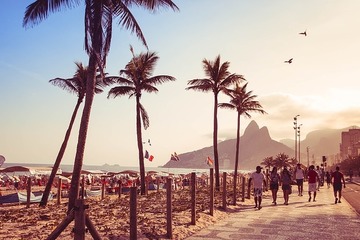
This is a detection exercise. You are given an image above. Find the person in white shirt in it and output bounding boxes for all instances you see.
[294,163,305,196]
[248,166,267,210]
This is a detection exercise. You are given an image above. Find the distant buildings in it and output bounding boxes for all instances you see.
[340,127,360,160]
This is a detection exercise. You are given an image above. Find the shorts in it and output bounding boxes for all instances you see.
[282,184,291,191]
[253,188,263,197]
[333,183,342,192]
[308,183,317,192]
[270,183,279,190]
[296,179,304,186]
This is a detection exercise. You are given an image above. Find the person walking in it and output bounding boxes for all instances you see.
[269,166,280,205]
[325,171,331,188]
[332,166,346,204]
[248,166,267,210]
[294,163,305,196]
[280,166,292,205]
[307,165,320,202]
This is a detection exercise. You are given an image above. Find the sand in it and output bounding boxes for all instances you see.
[0,186,254,239]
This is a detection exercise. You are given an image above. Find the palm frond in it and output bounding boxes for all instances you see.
[139,103,150,129]
[23,0,79,27]
[108,86,135,98]
[113,1,148,48]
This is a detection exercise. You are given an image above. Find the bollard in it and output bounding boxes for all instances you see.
[130,187,137,240]
[74,199,86,240]
[166,178,173,238]
[26,177,31,208]
[209,168,214,216]
[241,176,245,202]
[222,172,227,210]
[191,172,196,225]
[57,178,62,205]
[101,177,105,200]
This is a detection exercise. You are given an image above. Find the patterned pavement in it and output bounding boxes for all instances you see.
[186,182,360,240]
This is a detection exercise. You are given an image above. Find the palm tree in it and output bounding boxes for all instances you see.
[261,156,274,170]
[23,0,178,211]
[186,55,245,191]
[273,153,293,170]
[40,62,112,207]
[219,82,266,205]
[107,50,175,195]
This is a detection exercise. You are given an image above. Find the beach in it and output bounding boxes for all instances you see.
[0,184,253,239]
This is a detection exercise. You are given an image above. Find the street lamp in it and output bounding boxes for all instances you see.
[293,115,300,161]
[306,146,310,168]
[298,124,302,163]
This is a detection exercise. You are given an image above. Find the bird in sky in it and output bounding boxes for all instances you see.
[284,58,293,64]
[299,30,307,36]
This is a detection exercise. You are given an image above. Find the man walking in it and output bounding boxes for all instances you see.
[307,165,320,202]
[332,166,346,204]
[249,166,267,210]
[294,163,305,196]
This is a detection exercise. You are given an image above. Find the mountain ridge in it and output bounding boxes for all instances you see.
[163,120,355,170]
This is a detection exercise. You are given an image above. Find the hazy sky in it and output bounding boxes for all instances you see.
[1,1,360,167]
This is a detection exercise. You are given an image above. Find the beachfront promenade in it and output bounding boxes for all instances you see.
[186,181,360,240]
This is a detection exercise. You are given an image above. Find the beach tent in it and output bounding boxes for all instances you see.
[0,191,53,204]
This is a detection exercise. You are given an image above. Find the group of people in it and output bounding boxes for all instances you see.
[248,164,346,209]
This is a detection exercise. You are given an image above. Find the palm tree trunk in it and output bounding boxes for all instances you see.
[136,96,146,195]
[67,54,97,212]
[67,3,102,211]
[233,113,241,205]
[213,93,220,191]
[39,99,82,207]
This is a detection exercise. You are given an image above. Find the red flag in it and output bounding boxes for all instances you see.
[149,155,154,162]
[206,156,213,166]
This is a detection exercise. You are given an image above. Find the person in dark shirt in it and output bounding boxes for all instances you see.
[331,166,346,204]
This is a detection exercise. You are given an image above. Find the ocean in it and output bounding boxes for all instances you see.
[1,162,250,176]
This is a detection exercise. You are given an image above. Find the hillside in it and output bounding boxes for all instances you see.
[162,121,294,171]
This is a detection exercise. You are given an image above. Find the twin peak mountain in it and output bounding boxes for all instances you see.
[162,120,342,171]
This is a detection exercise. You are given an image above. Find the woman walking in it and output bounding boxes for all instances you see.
[269,167,280,205]
[280,167,292,205]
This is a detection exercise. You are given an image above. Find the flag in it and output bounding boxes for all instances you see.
[149,155,154,162]
[144,150,149,159]
[206,156,213,167]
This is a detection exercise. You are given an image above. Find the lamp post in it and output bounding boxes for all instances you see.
[293,115,300,161]
[306,146,310,168]
[298,124,302,163]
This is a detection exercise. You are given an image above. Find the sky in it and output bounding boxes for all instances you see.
[1,1,360,168]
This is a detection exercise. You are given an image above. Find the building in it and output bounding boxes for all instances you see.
[340,127,360,160]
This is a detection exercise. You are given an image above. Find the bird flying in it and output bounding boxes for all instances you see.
[284,58,293,64]
[299,30,307,36]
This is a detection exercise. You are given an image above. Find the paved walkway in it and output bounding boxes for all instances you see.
[186,182,360,240]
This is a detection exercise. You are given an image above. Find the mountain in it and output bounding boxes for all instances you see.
[162,120,294,171]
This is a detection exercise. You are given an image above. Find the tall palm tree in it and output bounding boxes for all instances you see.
[40,62,112,206]
[273,153,293,170]
[186,55,245,190]
[23,0,178,211]
[261,156,274,170]
[107,50,175,195]
[219,82,266,205]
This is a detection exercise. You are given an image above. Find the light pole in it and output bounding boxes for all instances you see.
[293,115,300,161]
[298,124,302,163]
[306,146,310,168]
